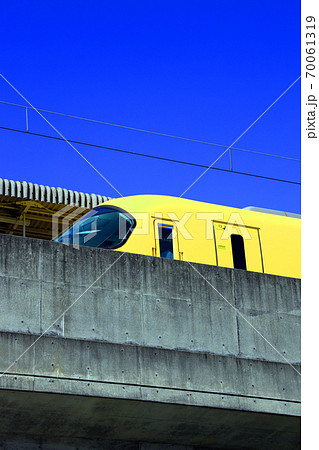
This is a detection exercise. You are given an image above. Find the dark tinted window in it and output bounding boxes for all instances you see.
[158,225,174,259]
[55,206,135,249]
[231,234,247,270]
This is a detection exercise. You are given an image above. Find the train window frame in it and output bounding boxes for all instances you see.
[158,223,174,259]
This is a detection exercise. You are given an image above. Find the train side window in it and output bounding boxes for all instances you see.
[158,225,174,259]
[231,234,247,270]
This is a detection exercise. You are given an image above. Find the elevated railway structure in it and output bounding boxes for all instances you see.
[0,234,301,449]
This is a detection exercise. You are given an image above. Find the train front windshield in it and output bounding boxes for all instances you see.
[55,206,135,249]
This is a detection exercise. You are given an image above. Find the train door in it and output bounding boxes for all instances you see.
[213,221,263,272]
[153,219,180,259]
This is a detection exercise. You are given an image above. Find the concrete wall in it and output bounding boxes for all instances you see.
[0,234,301,449]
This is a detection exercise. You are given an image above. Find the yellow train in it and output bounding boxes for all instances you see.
[56,195,301,278]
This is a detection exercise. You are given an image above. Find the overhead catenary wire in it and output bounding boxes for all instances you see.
[0,100,301,162]
[0,74,123,197]
[0,125,301,185]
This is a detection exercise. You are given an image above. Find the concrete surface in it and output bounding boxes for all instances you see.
[0,234,301,449]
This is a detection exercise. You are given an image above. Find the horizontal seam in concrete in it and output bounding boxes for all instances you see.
[0,331,302,366]
[1,372,301,404]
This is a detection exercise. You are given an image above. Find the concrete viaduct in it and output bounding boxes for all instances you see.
[0,234,301,449]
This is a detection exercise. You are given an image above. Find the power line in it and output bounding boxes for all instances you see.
[0,125,301,185]
[0,100,301,162]
[0,76,123,197]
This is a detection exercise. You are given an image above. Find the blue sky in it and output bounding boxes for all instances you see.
[0,1,300,212]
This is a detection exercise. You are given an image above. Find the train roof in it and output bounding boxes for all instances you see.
[100,194,301,220]
[243,206,300,219]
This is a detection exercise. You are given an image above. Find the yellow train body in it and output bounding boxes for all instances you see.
[95,195,300,279]
[57,194,300,278]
